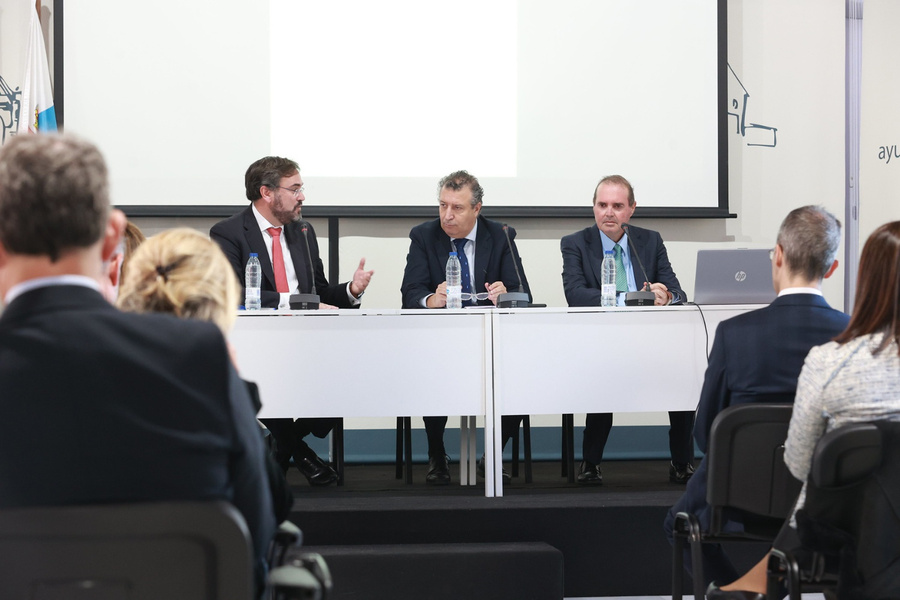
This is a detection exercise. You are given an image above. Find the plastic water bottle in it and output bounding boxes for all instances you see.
[245,253,262,310]
[601,250,616,307]
[446,251,462,309]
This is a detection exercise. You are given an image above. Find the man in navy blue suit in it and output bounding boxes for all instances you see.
[211,156,375,486]
[561,174,692,484]
[663,205,849,588]
[401,170,531,484]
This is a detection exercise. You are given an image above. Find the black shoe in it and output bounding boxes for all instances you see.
[426,454,451,485]
[669,461,695,484]
[577,461,602,484]
[705,581,766,600]
[476,456,511,483]
[295,455,338,486]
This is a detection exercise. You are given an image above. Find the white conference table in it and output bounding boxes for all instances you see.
[489,304,759,495]
[230,309,494,493]
[230,304,761,498]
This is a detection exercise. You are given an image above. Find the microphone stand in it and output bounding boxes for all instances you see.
[620,224,656,306]
[497,224,531,308]
[289,222,321,310]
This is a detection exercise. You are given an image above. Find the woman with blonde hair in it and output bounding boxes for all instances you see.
[118,228,293,521]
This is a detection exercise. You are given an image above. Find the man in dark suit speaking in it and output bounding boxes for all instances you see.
[561,174,693,485]
[211,156,374,486]
[664,205,849,590]
[401,170,531,484]
[0,134,275,587]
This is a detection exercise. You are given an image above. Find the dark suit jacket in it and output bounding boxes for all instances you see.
[0,285,276,576]
[560,224,686,306]
[400,216,531,308]
[210,206,355,309]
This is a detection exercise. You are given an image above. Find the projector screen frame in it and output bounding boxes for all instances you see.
[52,0,731,221]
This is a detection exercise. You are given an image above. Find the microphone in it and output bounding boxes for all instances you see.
[620,223,656,306]
[289,221,321,310]
[497,224,531,308]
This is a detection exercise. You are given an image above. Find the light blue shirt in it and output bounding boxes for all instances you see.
[598,230,637,307]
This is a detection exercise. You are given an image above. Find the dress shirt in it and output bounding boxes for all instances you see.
[598,230,637,306]
[421,221,478,307]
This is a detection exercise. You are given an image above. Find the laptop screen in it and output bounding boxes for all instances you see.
[693,249,775,305]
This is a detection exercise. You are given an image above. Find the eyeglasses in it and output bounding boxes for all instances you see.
[461,292,490,301]
[272,185,305,198]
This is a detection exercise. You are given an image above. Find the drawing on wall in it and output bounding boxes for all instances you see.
[0,74,22,145]
[727,64,777,148]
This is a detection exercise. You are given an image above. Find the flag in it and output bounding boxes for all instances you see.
[17,3,57,133]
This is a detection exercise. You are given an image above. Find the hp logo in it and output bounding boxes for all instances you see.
[734,271,748,282]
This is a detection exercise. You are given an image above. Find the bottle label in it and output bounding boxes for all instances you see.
[601,284,616,298]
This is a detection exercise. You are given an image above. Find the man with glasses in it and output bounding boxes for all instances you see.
[400,170,531,484]
[211,156,374,486]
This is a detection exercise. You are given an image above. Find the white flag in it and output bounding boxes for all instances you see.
[17,4,57,133]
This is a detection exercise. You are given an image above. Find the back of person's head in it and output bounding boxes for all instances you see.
[776,205,841,282]
[835,221,900,354]
[117,228,240,335]
[438,170,484,207]
[0,134,109,262]
[245,156,299,202]
[119,221,147,282]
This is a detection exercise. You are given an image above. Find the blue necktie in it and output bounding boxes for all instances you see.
[453,238,473,305]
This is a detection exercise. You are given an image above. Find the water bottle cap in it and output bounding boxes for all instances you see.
[605,250,613,255]
[449,251,458,257]
[249,253,258,257]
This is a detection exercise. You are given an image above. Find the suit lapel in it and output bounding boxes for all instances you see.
[586,226,605,287]
[474,218,491,289]
[242,209,276,290]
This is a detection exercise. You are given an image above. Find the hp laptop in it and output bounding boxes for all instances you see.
[693,249,775,304]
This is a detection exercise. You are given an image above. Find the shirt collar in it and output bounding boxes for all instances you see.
[251,203,282,235]
[778,287,823,297]
[5,275,101,306]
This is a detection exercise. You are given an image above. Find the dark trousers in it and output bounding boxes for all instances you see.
[423,415,525,457]
[261,417,339,469]
[582,410,695,465]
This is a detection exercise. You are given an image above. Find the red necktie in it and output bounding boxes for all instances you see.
[266,227,289,293]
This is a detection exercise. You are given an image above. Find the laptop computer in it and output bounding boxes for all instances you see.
[693,249,775,304]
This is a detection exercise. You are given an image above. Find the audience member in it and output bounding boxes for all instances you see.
[705,220,900,600]
[561,174,692,484]
[663,205,849,589]
[0,134,275,591]
[400,170,531,484]
[210,156,374,486]
[117,227,293,522]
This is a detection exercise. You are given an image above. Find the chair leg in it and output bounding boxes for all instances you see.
[562,414,575,483]
[395,417,404,480]
[523,416,533,483]
[511,423,520,478]
[332,419,344,486]
[403,417,413,484]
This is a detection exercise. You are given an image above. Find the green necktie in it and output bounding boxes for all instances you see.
[613,243,628,292]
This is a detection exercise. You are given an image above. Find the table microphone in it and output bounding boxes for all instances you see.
[289,221,321,310]
[497,224,531,308]
[620,224,656,306]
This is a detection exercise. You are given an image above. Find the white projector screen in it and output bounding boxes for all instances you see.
[61,0,726,215]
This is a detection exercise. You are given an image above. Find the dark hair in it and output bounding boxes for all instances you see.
[245,156,300,201]
[593,175,635,206]
[0,134,109,262]
[438,170,483,207]
[776,205,841,282]
[835,221,900,354]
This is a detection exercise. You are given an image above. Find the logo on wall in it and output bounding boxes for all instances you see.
[0,74,22,144]
[727,64,778,148]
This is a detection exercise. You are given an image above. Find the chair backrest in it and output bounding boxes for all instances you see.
[809,422,882,489]
[0,501,254,600]
[706,403,802,525]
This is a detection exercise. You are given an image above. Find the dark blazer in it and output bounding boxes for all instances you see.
[400,216,531,309]
[561,223,686,306]
[0,285,276,576]
[665,293,849,585]
[210,206,355,309]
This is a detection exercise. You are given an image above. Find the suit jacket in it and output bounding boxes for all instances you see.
[400,216,531,309]
[210,206,355,309]
[0,285,276,575]
[560,224,686,306]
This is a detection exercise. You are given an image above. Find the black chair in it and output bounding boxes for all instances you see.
[672,403,802,600]
[0,501,330,600]
[768,420,900,600]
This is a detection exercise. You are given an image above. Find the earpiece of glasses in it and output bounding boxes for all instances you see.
[460,292,490,301]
